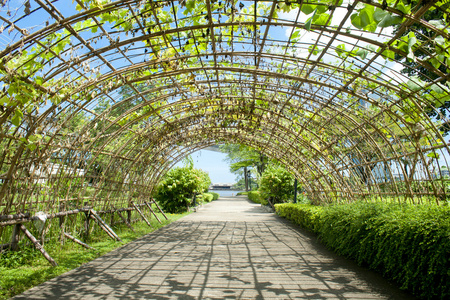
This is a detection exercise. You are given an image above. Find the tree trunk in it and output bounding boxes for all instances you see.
[244,166,248,192]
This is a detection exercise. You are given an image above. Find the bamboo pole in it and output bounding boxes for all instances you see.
[84,210,90,242]
[116,210,135,232]
[132,202,153,228]
[19,224,58,267]
[64,232,97,251]
[0,205,153,227]
[10,224,20,251]
[144,201,162,224]
[90,209,121,241]
[59,204,65,245]
[89,214,118,241]
[150,199,168,220]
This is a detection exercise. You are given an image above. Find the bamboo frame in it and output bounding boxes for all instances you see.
[0,0,449,250]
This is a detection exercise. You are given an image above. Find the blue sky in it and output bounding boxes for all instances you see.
[182,149,236,184]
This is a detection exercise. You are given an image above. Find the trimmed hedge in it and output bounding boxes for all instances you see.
[275,202,450,300]
[247,191,268,205]
[210,192,220,200]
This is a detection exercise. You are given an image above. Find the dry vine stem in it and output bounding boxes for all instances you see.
[0,0,450,262]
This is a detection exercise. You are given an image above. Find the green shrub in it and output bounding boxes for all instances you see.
[259,165,295,204]
[247,191,268,205]
[275,203,322,232]
[200,193,214,203]
[236,192,248,196]
[154,166,211,213]
[210,192,219,200]
[275,202,450,299]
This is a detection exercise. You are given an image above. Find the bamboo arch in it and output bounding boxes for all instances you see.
[1,0,450,249]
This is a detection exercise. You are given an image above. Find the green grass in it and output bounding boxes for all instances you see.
[0,211,189,299]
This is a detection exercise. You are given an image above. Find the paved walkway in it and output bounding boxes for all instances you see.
[15,196,413,299]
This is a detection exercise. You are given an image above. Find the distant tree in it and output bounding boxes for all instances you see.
[220,143,268,185]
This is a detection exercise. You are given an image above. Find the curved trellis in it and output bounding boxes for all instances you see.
[1,0,450,249]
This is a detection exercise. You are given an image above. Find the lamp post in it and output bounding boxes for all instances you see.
[293,178,298,203]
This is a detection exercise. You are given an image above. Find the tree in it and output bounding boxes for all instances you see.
[220,144,268,191]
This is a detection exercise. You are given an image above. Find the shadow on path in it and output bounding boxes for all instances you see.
[14,196,414,299]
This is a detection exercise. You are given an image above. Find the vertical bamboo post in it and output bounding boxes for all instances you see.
[127,202,132,224]
[117,210,135,232]
[84,204,90,242]
[59,203,65,245]
[294,178,298,204]
[10,224,20,251]
[110,210,114,226]
[20,224,58,267]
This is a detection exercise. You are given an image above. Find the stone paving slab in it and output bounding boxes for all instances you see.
[14,196,414,299]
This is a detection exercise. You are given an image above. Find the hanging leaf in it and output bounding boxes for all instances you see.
[291,29,301,40]
[350,13,363,29]
[374,8,402,28]
[406,76,425,92]
[304,8,317,31]
[185,0,196,15]
[27,143,37,151]
[335,44,346,57]
[11,109,23,126]
[427,152,440,159]
[312,13,330,26]
[301,4,316,15]
[356,48,369,60]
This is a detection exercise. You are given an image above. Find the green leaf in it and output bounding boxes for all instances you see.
[429,19,445,30]
[406,76,425,91]
[11,109,23,126]
[185,0,196,15]
[364,21,378,32]
[374,8,403,28]
[308,45,321,55]
[301,4,316,15]
[356,48,369,60]
[304,8,317,31]
[350,13,363,29]
[430,83,447,94]
[27,143,37,151]
[429,57,441,69]
[395,0,411,14]
[359,7,373,28]
[313,13,330,26]
[35,76,44,85]
[427,152,440,159]
[28,134,42,143]
[335,44,346,57]
[0,96,8,106]
[291,29,301,40]
[434,35,445,47]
